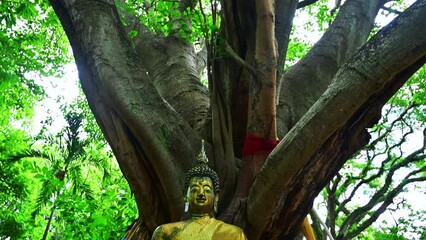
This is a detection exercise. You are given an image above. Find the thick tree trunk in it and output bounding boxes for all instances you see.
[49,0,202,231]
[126,25,210,133]
[49,0,426,239]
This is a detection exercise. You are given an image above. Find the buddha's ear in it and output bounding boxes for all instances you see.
[214,195,219,213]
[184,188,190,201]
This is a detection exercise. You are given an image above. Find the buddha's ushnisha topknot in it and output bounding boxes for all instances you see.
[184,140,220,193]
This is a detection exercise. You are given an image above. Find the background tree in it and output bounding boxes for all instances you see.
[311,65,426,239]
[1,99,138,239]
[45,0,426,239]
[0,0,68,237]
[21,111,104,239]
[1,1,138,238]
[0,133,31,238]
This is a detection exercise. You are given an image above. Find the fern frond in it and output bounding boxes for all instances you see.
[32,180,54,219]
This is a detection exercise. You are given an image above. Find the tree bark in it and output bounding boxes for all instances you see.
[49,0,202,230]
[117,2,210,134]
[42,206,55,240]
[277,0,384,135]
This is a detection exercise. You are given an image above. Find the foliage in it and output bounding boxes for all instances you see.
[1,95,137,239]
[0,0,70,75]
[305,0,337,32]
[52,175,137,239]
[358,209,426,240]
[0,139,32,239]
[1,0,70,224]
[0,1,138,239]
[120,0,220,44]
[0,0,70,127]
[0,1,138,235]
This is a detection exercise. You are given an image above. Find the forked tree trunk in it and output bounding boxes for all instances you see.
[49,0,426,239]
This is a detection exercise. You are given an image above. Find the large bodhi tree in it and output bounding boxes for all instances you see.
[48,0,426,239]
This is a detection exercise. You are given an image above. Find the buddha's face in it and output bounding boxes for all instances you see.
[186,176,216,215]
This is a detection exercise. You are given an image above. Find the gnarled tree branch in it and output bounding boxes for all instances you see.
[247,1,426,238]
[277,0,384,135]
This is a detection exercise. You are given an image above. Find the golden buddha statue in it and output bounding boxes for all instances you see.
[151,144,247,240]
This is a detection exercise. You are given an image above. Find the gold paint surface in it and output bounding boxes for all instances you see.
[186,177,216,215]
[151,176,247,239]
[151,216,247,240]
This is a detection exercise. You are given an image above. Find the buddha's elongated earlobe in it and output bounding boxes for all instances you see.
[185,201,189,212]
[184,188,190,212]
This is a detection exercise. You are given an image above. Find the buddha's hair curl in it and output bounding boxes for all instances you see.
[184,162,220,194]
[184,141,220,193]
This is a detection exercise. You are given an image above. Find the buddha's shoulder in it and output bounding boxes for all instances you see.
[214,219,243,229]
[212,219,247,238]
[152,221,189,240]
[154,221,187,232]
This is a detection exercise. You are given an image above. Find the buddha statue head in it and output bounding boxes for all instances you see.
[183,142,220,216]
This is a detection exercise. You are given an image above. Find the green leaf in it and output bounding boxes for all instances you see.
[128,29,138,39]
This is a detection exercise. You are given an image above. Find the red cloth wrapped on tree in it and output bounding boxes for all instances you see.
[242,133,279,156]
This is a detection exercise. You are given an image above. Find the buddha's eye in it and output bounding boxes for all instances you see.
[190,185,201,193]
[204,187,212,193]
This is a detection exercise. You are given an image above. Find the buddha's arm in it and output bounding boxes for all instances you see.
[237,229,248,240]
[151,226,165,240]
